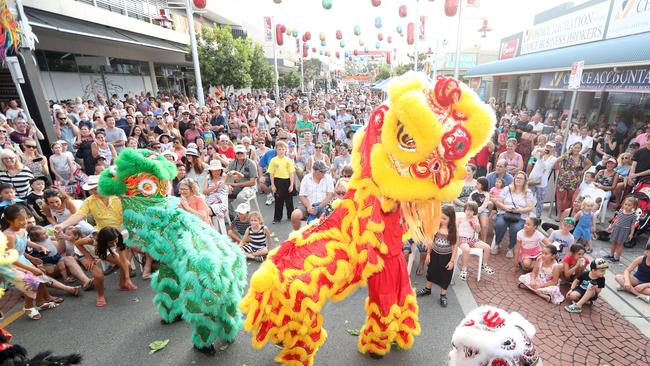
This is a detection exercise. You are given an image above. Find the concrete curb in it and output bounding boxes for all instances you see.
[452,277,479,316]
[600,267,650,338]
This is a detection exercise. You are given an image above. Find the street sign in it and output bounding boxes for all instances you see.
[568,60,584,89]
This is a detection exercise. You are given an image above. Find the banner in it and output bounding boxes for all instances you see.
[520,1,609,55]
[263,16,273,42]
[606,0,650,39]
[499,32,522,60]
[539,66,650,93]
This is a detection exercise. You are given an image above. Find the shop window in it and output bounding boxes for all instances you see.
[44,51,78,72]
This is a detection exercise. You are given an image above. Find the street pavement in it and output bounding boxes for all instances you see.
[4,194,465,366]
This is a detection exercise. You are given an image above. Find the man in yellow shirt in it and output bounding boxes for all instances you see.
[54,175,123,231]
[267,140,295,223]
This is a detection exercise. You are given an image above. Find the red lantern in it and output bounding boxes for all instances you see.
[354,50,359,56]
[407,22,414,45]
[386,52,391,64]
[303,44,308,58]
[304,31,312,41]
[312,47,317,52]
[336,30,342,40]
[387,35,392,43]
[378,33,383,41]
[193,0,206,9]
[336,51,340,58]
[399,5,407,17]
[371,0,381,6]
[325,51,330,57]
[276,24,286,46]
[445,0,459,17]
[348,56,353,61]
[319,32,326,41]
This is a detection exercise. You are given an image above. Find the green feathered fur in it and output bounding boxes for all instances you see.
[98,148,246,349]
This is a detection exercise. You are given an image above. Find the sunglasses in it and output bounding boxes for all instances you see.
[25,145,37,149]
[336,191,346,195]
[315,146,323,149]
[0,130,6,133]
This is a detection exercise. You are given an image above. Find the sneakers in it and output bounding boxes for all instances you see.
[637,294,650,303]
[586,247,593,254]
[416,287,432,297]
[565,303,582,313]
[505,249,513,258]
[254,256,265,263]
[482,265,495,275]
[439,295,448,307]
[490,243,499,255]
[604,255,615,261]
[265,193,274,205]
[458,268,469,281]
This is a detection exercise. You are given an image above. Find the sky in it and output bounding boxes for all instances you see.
[209,0,588,64]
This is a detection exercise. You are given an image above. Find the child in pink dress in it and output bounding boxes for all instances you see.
[515,217,551,272]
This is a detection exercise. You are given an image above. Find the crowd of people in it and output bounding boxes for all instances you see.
[0,84,649,322]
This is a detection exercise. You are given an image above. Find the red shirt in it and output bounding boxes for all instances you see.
[562,255,589,267]
[472,145,491,167]
[217,145,235,159]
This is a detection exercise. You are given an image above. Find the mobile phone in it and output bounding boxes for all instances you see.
[33,157,43,162]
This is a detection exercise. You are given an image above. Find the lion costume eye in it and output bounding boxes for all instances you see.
[137,178,158,196]
[397,122,416,152]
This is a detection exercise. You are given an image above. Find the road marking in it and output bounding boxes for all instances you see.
[0,310,22,328]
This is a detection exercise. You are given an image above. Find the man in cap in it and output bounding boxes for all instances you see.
[291,160,334,230]
[227,144,258,213]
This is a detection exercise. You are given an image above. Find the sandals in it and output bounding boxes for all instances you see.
[38,301,60,311]
[49,297,65,304]
[95,297,107,307]
[142,272,152,280]
[118,284,138,292]
[416,287,432,297]
[416,267,424,276]
[70,286,81,297]
[83,280,94,291]
[23,307,41,320]
[482,265,495,275]
[458,268,469,281]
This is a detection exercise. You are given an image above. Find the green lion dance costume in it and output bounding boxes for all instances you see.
[98,149,247,352]
[240,73,495,365]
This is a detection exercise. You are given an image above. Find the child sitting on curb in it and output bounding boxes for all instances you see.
[565,258,609,313]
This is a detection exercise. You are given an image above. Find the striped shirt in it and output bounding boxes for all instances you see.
[0,167,34,198]
[242,225,267,253]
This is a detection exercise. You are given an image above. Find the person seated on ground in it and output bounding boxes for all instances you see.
[73,227,136,308]
[514,217,550,273]
[561,243,589,284]
[518,245,564,304]
[456,202,494,281]
[44,187,93,236]
[24,176,49,226]
[614,242,650,303]
[227,202,251,243]
[26,225,92,289]
[565,258,609,313]
[177,178,210,224]
[291,161,335,231]
[549,217,576,256]
[238,212,272,263]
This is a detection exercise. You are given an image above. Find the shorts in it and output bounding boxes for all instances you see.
[575,286,599,302]
[459,236,479,247]
[479,210,490,217]
[299,203,324,219]
[42,254,63,265]
[262,172,271,185]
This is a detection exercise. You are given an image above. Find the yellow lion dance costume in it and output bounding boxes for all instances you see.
[240,73,495,365]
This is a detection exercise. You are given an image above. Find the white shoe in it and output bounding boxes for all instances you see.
[505,249,513,258]
[490,246,499,255]
[265,193,274,205]
[637,294,650,303]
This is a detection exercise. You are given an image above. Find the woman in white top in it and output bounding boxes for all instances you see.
[528,141,558,219]
[49,142,76,187]
[493,171,536,259]
[305,142,331,174]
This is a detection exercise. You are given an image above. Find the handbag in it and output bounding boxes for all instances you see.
[503,187,522,223]
[528,177,541,186]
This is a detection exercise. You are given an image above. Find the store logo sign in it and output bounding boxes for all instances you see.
[540,66,650,92]
[614,0,637,19]
[607,0,650,39]
[499,37,520,60]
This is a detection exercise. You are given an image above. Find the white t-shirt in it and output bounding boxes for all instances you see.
[299,173,334,206]
[529,151,558,188]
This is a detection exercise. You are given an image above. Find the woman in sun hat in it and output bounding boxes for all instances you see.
[203,160,229,219]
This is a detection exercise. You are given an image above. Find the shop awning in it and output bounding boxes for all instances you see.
[467,32,650,77]
[371,78,392,92]
[26,7,188,54]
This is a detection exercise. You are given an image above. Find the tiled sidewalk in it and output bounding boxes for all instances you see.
[466,250,649,366]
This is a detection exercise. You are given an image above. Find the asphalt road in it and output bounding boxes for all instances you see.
[5,195,464,365]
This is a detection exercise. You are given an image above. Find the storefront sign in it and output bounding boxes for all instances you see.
[264,16,273,41]
[520,1,609,55]
[539,65,650,92]
[499,33,522,60]
[444,53,477,69]
[606,0,650,39]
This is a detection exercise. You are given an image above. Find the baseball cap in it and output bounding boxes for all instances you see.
[185,147,200,157]
[234,145,246,154]
[562,217,576,226]
[545,142,556,148]
[312,160,329,173]
[590,258,609,270]
[235,202,250,214]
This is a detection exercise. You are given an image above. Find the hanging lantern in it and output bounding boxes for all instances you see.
[303,43,308,57]
[353,50,359,56]
[302,34,307,42]
[359,37,364,46]
[445,0,459,17]
[354,25,361,36]
[325,51,330,57]
[321,40,327,47]
[292,29,298,37]
[375,42,380,49]
[304,31,312,41]
[386,52,391,64]
[285,28,292,36]
[336,51,340,58]
[322,0,332,10]
[399,5,407,17]
[371,0,381,6]
[312,47,317,52]
[396,25,402,33]
[344,51,350,57]
[378,33,383,41]
[319,32,326,41]
[407,22,414,45]
[276,24,286,46]
[364,46,369,52]
[348,56,353,61]
[336,30,343,40]
[319,49,324,55]
[374,17,382,29]
[387,35,392,43]
[340,40,345,48]
[273,0,283,3]
[193,0,207,8]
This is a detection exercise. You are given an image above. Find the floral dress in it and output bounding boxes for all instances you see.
[518,260,565,305]
[557,154,585,191]
[205,177,228,218]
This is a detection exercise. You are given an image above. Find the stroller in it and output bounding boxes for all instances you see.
[599,176,650,248]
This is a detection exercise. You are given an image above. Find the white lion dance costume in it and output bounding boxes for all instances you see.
[239,73,496,365]
[449,306,542,366]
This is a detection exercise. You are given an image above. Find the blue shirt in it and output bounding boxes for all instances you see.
[258,149,277,172]
[486,172,513,190]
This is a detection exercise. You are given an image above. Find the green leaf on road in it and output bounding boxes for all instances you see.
[149,339,170,354]
[346,328,360,336]
[219,343,230,351]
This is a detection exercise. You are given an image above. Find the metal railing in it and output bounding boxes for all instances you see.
[75,0,168,24]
